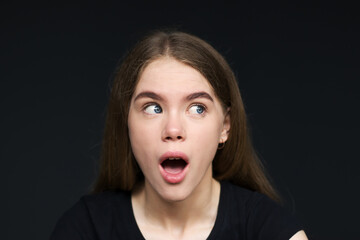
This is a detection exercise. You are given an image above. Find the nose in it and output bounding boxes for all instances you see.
[161,111,186,142]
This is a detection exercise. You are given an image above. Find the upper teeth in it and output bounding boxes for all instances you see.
[168,157,181,160]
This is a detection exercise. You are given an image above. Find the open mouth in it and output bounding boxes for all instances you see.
[161,158,188,174]
[159,152,189,184]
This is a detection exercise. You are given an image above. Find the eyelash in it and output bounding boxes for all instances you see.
[143,103,162,114]
[188,104,207,115]
[142,103,207,116]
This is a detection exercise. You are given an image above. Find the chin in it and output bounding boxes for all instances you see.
[156,182,195,203]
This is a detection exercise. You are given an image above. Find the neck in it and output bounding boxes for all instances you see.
[132,175,220,235]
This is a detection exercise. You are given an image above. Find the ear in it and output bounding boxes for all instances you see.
[220,108,231,143]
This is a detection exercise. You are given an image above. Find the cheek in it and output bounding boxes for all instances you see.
[128,114,146,155]
[190,119,223,153]
[128,110,150,144]
[129,123,153,146]
[128,113,160,167]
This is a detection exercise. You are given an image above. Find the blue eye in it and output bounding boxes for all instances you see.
[189,105,205,115]
[144,104,162,114]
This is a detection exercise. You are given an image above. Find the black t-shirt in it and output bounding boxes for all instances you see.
[50,181,302,239]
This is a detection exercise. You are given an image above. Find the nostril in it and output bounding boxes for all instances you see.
[165,136,183,141]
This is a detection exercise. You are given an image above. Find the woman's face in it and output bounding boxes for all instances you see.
[128,57,230,202]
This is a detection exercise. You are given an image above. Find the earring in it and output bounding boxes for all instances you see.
[218,140,225,149]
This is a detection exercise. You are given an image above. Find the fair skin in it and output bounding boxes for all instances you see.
[128,57,229,239]
[290,231,308,240]
[128,57,308,240]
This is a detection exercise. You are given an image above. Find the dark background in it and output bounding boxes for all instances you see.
[2,1,359,239]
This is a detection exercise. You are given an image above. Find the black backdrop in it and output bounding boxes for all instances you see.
[2,1,359,240]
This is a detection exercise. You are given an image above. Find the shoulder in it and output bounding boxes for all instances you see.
[221,181,292,218]
[221,180,258,200]
[220,181,303,240]
[69,190,131,223]
[220,181,266,211]
[50,190,131,240]
[81,190,131,212]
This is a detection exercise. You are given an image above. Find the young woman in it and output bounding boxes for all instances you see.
[51,31,308,240]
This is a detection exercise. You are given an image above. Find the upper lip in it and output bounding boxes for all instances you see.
[159,151,189,164]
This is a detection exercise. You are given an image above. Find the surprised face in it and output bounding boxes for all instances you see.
[128,57,230,202]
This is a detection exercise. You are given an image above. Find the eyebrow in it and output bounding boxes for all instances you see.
[186,91,214,102]
[134,91,163,101]
[133,91,213,102]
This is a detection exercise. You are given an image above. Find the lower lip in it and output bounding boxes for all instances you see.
[159,163,189,184]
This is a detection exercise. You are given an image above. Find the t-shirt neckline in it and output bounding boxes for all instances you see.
[128,181,228,240]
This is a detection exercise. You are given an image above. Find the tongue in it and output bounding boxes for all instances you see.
[162,160,185,174]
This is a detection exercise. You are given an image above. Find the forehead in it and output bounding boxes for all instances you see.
[135,57,214,93]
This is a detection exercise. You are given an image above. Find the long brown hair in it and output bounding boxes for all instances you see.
[93,30,279,201]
